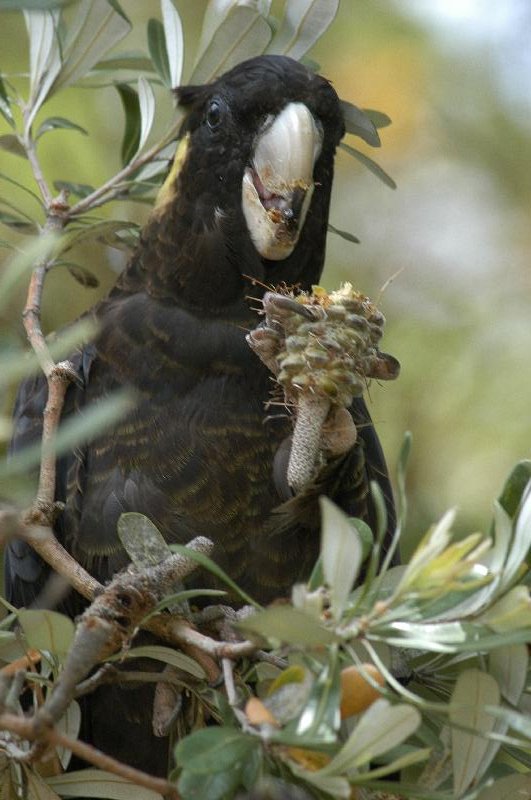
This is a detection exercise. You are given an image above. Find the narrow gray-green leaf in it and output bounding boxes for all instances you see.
[267,0,339,60]
[321,699,421,774]
[2,0,70,6]
[36,116,88,139]
[237,605,336,646]
[147,18,171,86]
[340,142,397,189]
[0,75,15,127]
[116,82,140,165]
[0,233,57,313]
[0,210,36,232]
[169,542,259,608]
[55,700,81,770]
[53,180,95,199]
[52,0,131,91]
[195,0,272,65]
[176,727,258,774]
[137,76,155,152]
[117,511,172,568]
[24,8,61,117]
[93,52,154,71]
[161,0,183,87]
[450,668,500,796]
[489,644,528,705]
[1,391,134,479]
[47,770,160,800]
[18,609,75,660]
[0,134,27,158]
[65,263,100,287]
[190,6,272,84]
[58,220,137,253]
[500,479,531,592]
[327,223,360,244]
[362,108,392,129]
[320,497,362,619]
[340,100,380,147]
[121,645,205,679]
[477,774,531,800]
[0,172,42,205]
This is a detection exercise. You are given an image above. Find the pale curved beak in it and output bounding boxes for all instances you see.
[242,102,323,261]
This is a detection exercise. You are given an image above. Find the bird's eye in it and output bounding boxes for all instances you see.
[206,100,222,130]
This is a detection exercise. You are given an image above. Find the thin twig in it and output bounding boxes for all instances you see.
[222,658,238,706]
[0,712,179,799]
[68,119,183,217]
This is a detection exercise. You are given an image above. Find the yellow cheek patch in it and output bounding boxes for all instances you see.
[153,132,191,212]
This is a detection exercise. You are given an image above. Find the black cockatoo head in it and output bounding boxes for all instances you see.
[129,56,345,311]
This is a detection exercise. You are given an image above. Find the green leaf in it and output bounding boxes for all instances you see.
[450,668,500,795]
[53,180,95,199]
[295,647,340,741]
[161,0,184,87]
[116,82,141,165]
[0,318,95,386]
[49,260,99,287]
[58,219,138,253]
[120,644,206,679]
[55,700,81,770]
[327,224,360,244]
[18,609,75,660]
[195,1,272,64]
[354,746,430,782]
[0,210,36,232]
[24,8,62,123]
[0,233,58,313]
[376,620,467,652]
[137,76,155,152]
[0,75,15,128]
[177,767,242,800]
[497,459,531,519]
[117,511,172,567]
[93,51,154,71]
[477,774,531,800]
[147,18,171,86]
[267,0,339,60]
[36,116,88,139]
[169,543,259,608]
[362,108,392,129]
[484,705,531,739]
[340,100,380,147]
[480,585,531,632]
[237,605,336,646]
[320,699,421,774]
[0,135,27,158]
[500,480,531,592]
[1,0,71,7]
[190,6,272,84]
[0,171,43,205]
[47,770,160,799]
[489,643,528,705]
[175,727,259,774]
[153,588,227,613]
[52,0,132,92]
[340,142,397,189]
[1,391,134,479]
[320,497,363,619]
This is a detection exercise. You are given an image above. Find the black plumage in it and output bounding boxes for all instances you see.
[5,55,396,773]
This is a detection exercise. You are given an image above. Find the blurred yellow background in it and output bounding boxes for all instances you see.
[1,0,530,556]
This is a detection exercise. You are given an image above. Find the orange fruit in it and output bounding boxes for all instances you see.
[339,663,385,718]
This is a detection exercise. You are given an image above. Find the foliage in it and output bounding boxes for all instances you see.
[0,2,529,800]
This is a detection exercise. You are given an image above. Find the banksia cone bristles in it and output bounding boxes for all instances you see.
[247,283,399,493]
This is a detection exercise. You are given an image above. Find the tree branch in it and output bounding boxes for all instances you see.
[0,711,179,799]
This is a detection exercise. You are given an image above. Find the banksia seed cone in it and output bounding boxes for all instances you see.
[248,284,399,493]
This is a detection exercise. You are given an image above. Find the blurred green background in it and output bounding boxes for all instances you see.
[1,0,530,557]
